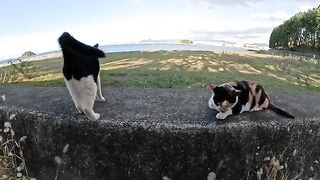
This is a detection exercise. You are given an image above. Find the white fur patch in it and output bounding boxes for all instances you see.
[65,75,100,120]
[230,96,238,109]
[241,102,252,113]
[208,94,217,110]
[216,109,233,119]
[96,73,105,102]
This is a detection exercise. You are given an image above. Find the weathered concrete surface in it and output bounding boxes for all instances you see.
[0,86,320,180]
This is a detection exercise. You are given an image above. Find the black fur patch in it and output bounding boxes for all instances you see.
[58,32,105,83]
[232,81,250,105]
[213,86,237,104]
[232,102,242,115]
[257,85,267,106]
[250,98,256,110]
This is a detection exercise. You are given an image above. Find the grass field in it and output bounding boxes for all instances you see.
[0,50,320,91]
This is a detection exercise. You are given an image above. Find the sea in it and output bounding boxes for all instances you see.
[100,43,249,53]
[0,43,257,67]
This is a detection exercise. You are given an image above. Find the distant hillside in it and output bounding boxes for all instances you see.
[178,39,193,44]
[21,51,36,58]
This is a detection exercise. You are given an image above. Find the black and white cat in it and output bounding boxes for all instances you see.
[208,80,295,120]
[58,32,105,120]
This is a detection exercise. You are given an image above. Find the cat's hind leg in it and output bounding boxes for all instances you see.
[65,79,84,114]
[83,108,100,120]
[76,104,84,114]
[82,91,100,120]
[80,76,100,120]
[73,92,84,114]
[96,73,105,102]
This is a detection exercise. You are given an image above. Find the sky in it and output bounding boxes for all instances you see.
[0,0,319,59]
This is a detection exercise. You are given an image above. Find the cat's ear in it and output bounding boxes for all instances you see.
[229,89,241,96]
[208,83,216,91]
[93,44,99,48]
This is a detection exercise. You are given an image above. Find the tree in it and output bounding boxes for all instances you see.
[269,6,320,52]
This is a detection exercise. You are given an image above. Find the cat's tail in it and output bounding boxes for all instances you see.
[268,103,295,118]
[58,32,105,58]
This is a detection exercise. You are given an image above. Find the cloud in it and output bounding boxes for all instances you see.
[129,0,145,5]
[191,27,272,43]
[299,5,314,12]
[251,11,291,21]
[188,0,264,6]
[188,0,317,6]
[0,31,61,59]
[233,34,261,39]
[193,27,271,36]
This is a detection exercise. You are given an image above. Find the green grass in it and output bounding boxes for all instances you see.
[1,51,320,91]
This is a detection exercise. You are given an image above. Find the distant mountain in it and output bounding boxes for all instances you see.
[251,43,268,47]
[212,40,236,45]
[141,39,237,45]
[140,39,176,43]
[178,39,193,44]
[21,51,36,58]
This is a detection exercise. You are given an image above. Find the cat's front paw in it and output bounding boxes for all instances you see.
[96,96,106,102]
[216,112,228,120]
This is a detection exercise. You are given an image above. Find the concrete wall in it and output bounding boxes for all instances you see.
[1,106,319,180]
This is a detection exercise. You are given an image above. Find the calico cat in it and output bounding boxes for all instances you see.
[58,32,106,121]
[208,80,295,120]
